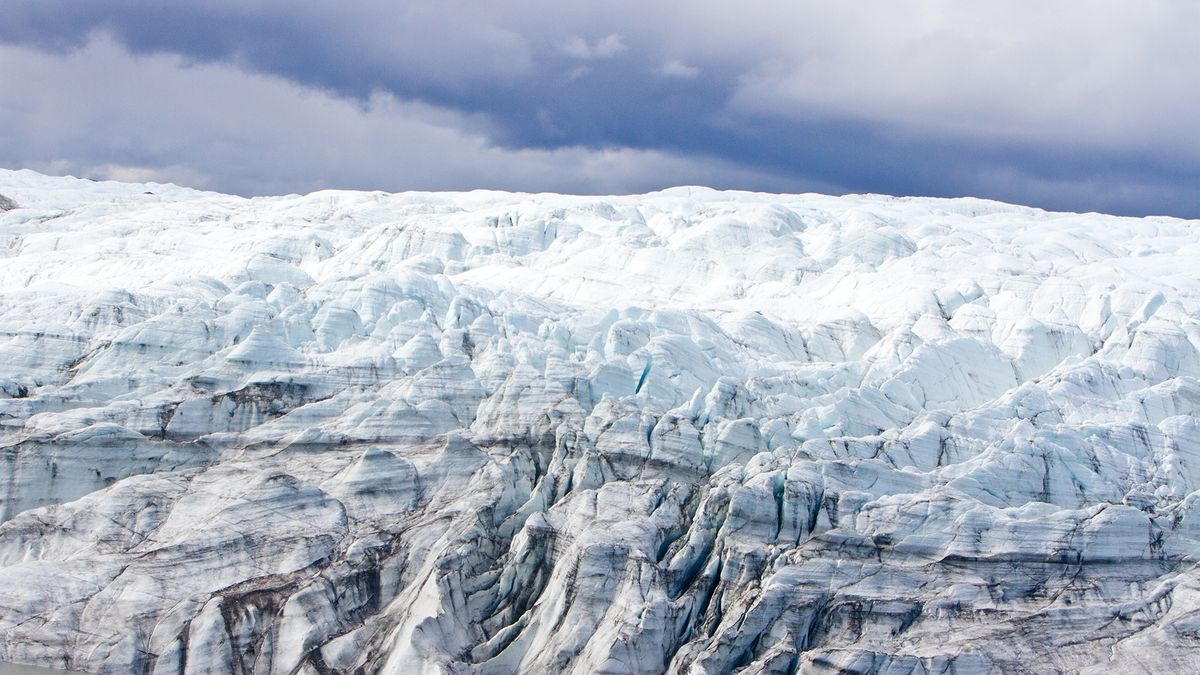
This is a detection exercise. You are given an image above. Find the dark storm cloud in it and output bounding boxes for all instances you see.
[0,1,1196,216]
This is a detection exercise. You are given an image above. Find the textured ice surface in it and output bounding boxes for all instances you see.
[1,168,1199,673]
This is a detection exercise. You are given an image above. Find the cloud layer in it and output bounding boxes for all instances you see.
[1,1,1196,216]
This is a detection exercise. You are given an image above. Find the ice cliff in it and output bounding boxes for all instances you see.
[1,169,1199,673]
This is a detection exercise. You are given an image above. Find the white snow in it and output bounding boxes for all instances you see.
[1,168,1199,672]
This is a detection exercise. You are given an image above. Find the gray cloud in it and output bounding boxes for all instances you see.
[559,34,627,61]
[0,38,805,197]
[0,1,1196,216]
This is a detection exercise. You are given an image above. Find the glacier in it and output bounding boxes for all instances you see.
[1,168,1199,673]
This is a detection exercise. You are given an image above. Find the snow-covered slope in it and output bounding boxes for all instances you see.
[1,168,1199,673]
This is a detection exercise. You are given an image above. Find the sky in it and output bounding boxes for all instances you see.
[0,1,1197,217]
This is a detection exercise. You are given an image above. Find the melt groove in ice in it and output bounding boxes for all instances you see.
[1,169,1199,673]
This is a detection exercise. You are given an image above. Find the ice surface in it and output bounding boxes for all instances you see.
[1,169,1199,672]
